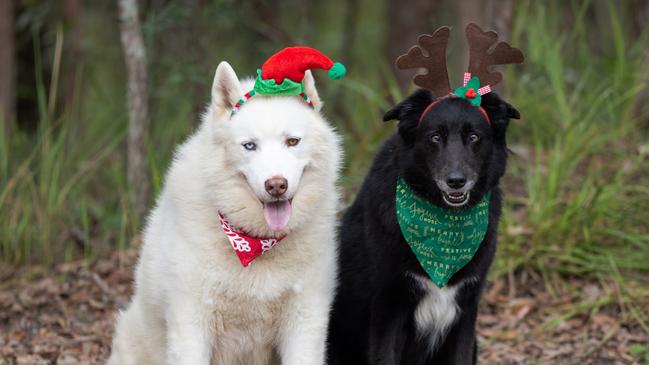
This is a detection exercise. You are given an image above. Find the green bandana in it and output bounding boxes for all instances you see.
[395,178,490,288]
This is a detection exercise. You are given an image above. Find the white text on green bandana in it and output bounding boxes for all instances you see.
[395,178,490,288]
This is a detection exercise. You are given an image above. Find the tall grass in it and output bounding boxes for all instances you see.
[494,0,649,328]
[0,28,137,264]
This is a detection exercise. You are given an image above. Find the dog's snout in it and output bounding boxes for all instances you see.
[265,176,288,197]
[446,173,467,189]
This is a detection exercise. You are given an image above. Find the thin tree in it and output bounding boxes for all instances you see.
[0,0,15,136]
[119,0,150,220]
[629,0,649,125]
[486,0,513,94]
[386,0,438,89]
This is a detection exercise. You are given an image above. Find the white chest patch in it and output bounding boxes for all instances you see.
[411,274,460,350]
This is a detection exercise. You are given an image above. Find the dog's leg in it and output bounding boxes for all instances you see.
[367,305,409,364]
[431,291,481,365]
[278,292,330,365]
[366,283,415,365]
[165,295,212,365]
[278,261,335,365]
[108,296,169,365]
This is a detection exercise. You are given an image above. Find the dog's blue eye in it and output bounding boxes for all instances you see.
[430,134,442,143]
[469,133,480,143]
[242,142,257,151]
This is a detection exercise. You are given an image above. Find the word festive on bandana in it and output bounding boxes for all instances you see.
[395,178,490,288]
[219,213,284,267]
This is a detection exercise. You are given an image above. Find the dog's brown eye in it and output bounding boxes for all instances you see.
[469,133,480,143]
[286,138,301,147]
[430,134,442,143]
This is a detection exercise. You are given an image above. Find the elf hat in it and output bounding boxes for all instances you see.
[231,46,346,115]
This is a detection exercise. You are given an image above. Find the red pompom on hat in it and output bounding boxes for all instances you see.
[261,46,346,84]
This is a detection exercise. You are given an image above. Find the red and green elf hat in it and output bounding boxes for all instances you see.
[232,46,346,114]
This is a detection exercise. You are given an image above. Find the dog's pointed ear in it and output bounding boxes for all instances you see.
[211,61,243,118]
[383,89,434,122]
[481,92,520,120]
[481,92,520,141]
[383,89,434,144]
[302,70,323,111]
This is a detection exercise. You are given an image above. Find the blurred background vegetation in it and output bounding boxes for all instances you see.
[0,0,648,333]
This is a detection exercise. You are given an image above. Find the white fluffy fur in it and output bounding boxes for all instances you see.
[107,62,342,365]
[411,274,461,351]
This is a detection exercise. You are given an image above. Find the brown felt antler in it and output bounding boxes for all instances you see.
[465,23,524,87]
[396,27,451,97]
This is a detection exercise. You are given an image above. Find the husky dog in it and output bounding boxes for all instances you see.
[108,61,342,365]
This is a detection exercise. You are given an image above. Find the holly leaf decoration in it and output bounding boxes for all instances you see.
[454,76,482,106]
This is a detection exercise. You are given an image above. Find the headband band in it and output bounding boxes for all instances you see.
[231,90,314,116]
[417,73,492,128]
[417,98,491,128]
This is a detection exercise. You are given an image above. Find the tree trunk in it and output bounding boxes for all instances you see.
[629,0,649,39]
[629,0,649,125]
[633,50,649,126]
[486,0,512,44]
[386,0,438,89]
[0,0,15,135]
[341,0,360,60]
[119,0,150,220]
[486,0,513,94]
[457,0,484,78]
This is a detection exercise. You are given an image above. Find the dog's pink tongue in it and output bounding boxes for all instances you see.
[263,200,292,232]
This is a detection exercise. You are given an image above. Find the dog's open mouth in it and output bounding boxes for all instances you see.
[262,200,292,232]
[442,191,470,207]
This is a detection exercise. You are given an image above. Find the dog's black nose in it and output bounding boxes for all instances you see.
[265,176,288,197]
[446,174,467,189]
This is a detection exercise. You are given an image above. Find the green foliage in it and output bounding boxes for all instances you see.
[496,0,649,328]
[630,344,649,365]
[1,26,136,263]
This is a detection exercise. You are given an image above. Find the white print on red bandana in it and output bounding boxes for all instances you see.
[260,240,276,252]
[218,213,285,267]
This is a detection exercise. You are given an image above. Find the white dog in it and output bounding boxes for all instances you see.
[108,61,342,365]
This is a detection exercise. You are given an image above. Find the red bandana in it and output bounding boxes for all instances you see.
[218,213,285,267]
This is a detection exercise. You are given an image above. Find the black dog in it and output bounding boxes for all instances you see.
[327,89,519,365]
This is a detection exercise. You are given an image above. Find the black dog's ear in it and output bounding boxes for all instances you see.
[383,89,434,143]
[383,89,434,122]
[481,92,520,141]
[506,102,520,120]
[481,92,520,121]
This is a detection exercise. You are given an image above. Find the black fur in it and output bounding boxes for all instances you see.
[327,90,519,365]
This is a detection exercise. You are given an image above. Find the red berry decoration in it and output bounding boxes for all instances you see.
[465,88,477,98]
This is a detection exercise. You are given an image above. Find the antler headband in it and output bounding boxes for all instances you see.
[396,23,524,125]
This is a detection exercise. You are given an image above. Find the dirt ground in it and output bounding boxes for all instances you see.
[0,249,646,365]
